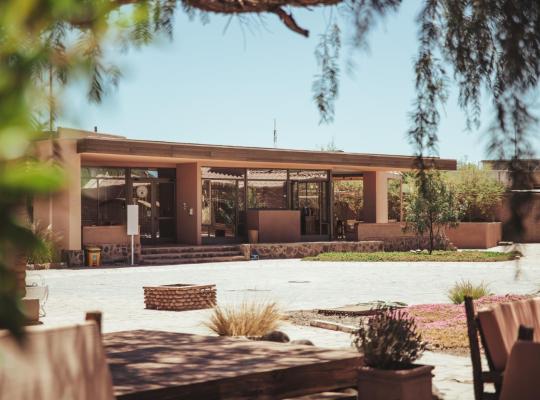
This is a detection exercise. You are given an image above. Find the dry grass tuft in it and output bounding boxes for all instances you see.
[205,301,282,337]
[447,280,491,304]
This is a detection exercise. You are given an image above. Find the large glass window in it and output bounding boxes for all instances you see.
[81,167,126,226]
[247,169,288,209]
[201,167,330,240]
[247,180,287,209]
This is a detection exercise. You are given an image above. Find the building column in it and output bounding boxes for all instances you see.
[33,138,81,251]
[176,163,201,245]
[363,171,389,223]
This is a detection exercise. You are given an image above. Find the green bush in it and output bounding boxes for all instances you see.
[446,163,505,222]
[27,222,61,264]
[352,307,427,370]
[447,280,491,304]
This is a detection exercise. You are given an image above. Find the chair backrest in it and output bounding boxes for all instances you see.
[477,298,540,371]
[0,321,114,400]
[500,341,540,400]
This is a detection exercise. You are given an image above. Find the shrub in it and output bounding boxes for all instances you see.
[446,163,505,222]
[403,171,460,254]
[447,280,491,304]
[205,301,282,337]
[352,307,427,370]
[27,222,61,264]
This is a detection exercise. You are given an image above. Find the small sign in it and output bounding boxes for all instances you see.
[127,205,139,235]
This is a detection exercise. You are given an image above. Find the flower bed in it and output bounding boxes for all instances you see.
[288,294,531,355]
[406,294,529,354]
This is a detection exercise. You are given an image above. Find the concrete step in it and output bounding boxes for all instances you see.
[141,255,247,266]
[142,250,243,260]
[141,245,242,255]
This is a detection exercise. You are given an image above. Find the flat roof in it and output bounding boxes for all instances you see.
[67,128,457,171]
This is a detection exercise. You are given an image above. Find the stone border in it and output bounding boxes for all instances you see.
[309,319,358,334]
[143,284,216,311]
[247,241,384,259]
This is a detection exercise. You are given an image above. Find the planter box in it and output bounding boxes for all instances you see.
[143,284,216,311]
[446,222,502,249]
[357,364,434,400]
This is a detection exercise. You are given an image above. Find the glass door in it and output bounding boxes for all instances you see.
[156,181,176,242]
[133,181,153,243]
[133,180,176,244]
[292,181,330,236]
[201,179,240,242]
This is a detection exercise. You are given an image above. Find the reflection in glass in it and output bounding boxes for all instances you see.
[247,180,287,209]
[202,167,245,180]
[289,170,328,181]
[202,179,238,239]
[247,169,287,180]
[81,175,126,226]
[291,181,329,235]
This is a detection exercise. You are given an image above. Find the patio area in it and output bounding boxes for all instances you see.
[29,244,540,399]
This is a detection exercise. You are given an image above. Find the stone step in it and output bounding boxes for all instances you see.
[141,255,247,266]
[142,250,243,260]
[141,245,242,255]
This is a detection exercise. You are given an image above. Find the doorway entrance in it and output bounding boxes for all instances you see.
[132,179,176,245]
[291,181,330,236]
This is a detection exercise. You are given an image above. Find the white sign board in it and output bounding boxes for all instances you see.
[127,205,139,235]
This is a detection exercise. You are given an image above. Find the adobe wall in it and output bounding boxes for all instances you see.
[446,222,502,249]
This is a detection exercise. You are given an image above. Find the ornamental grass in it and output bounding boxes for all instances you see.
[205,301,282,337]
[447,280,491,304]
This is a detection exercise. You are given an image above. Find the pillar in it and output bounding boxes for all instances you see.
[176,163,201,245]
[33,138,81,251]
[363,171,389,223]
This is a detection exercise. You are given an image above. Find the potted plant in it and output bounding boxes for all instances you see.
[353,307,433,400]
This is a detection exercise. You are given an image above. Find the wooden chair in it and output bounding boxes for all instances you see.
[0,311,112,400]
[499,340,540,400]
[464,296,536,400]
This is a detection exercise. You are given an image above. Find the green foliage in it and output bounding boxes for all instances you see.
[447,280,491,305]
[0,0,178,340]
[304,250,519,262]
[353,307,427,370]
[446,163,505,222]
[404,171,460,254]
[313,24,341,124]
[27,223,62,264]
[388,178,401,221]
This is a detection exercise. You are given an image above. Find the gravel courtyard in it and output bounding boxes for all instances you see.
[28,244,540,400]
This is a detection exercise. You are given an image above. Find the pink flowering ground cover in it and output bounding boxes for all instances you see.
[406,294,530,354]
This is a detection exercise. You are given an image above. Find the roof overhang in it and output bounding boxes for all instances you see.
[77,137,457,172]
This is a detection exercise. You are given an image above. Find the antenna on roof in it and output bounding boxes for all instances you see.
[273,118,277,148]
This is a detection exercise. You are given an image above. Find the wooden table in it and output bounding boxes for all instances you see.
[104,330,362,400]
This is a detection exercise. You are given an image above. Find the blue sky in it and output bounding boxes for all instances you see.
[60,0,539,162]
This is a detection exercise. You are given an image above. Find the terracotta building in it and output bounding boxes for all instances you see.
[33,128,457,264]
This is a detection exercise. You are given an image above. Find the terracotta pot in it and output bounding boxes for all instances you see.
[357,364,434,400]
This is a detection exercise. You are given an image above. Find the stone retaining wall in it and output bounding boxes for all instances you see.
[143,284,217,311]
[382,236,453,252]
[63,243,142,267]
[248,241,384,259]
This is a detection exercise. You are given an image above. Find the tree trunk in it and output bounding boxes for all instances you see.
[428,220,434,255]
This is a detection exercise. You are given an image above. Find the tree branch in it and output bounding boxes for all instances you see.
[68,0,342,37]
[271,7,309,37]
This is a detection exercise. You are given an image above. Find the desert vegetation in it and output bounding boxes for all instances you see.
[205,301,282,337]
